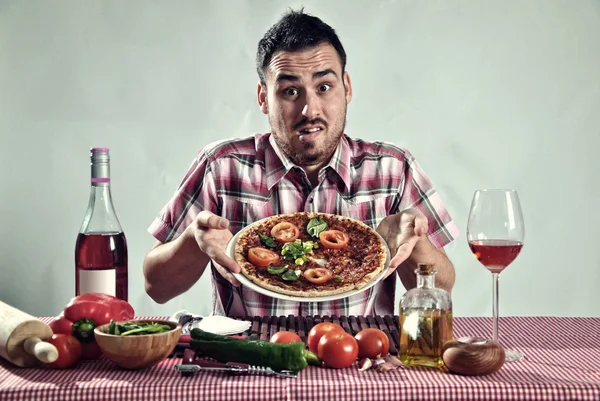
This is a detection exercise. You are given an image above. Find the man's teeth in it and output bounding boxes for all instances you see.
[301,128,321,133]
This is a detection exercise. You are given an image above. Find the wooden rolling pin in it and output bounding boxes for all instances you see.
[0,300,59,367]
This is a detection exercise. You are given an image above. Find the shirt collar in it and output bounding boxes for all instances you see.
[323,134,352,191]
[264,134,294,191]
[264,133,352,192]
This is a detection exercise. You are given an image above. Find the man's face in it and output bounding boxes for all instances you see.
[257,43,353,168]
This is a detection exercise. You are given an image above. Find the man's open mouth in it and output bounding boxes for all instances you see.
[298,127,323,134]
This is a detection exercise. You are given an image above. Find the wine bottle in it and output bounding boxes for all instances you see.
[75,148,128,301]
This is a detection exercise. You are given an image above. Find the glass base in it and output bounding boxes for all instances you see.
[505,349,524,362]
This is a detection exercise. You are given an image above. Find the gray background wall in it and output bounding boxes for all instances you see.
[1,0,599,319]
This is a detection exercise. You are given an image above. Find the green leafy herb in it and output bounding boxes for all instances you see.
[335,275,343,281]
[267,266,286,275]
[307,218,328,237]
[258,233,277,248]
[281,240,306,261]
[107,320,173,336]
[282,269,301,281]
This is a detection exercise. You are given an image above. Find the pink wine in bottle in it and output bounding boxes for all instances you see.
[75,148,128,301]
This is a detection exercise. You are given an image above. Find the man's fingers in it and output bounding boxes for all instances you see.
[388,235,420,272]
[207,247,241,274]
[389,243,413,270]
[215,262,241,287]
[413,213,428,237]
[197,210,230,229]
[212,250,242,287]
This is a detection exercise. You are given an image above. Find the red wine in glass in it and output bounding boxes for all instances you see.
[469,240,523,274]
[467,189,525,362]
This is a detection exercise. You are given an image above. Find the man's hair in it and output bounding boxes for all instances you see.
[256,8,347,85]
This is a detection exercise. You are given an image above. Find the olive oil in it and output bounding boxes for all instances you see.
[399,308,453,368]
[398,264,453,369]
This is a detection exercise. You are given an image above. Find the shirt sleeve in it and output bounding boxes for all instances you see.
[147,150,219,243]
[395,150,460,249]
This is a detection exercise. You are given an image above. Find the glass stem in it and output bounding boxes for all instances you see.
[492,272,500,342]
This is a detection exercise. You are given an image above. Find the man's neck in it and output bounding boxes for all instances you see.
[302,163,327,187]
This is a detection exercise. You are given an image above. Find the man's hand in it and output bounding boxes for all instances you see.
[376,208,428,278]
[191,211,241,286]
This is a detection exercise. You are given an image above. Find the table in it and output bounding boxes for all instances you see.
[1,316,599,401]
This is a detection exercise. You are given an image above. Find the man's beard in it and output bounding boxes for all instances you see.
[270,109,347,167]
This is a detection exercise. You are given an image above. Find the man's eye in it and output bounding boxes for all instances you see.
[318,84,331,92]
[283,88,299,96]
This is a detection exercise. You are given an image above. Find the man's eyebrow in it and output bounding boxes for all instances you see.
[275,69,338,84]
[313,69,337,80]
[275,73,300,83]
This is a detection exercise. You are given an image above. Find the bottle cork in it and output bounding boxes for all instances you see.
[417,263,435,275]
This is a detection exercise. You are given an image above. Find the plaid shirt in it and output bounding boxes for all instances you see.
[148,133,459,317]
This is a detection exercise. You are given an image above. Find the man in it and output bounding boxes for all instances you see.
[143,9,459,317]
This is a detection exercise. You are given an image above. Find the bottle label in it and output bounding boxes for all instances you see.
[79,269,116,296]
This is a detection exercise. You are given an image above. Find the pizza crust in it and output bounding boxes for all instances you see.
[234,212,388,298]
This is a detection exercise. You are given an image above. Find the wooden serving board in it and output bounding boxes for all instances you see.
[230,315,401,356]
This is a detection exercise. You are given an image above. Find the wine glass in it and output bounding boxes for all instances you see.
[467,189,525,362]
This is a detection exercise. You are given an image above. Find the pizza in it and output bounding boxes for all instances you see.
[233,212,388,298]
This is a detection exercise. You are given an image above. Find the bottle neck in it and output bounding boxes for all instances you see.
[79,162,123,234]
[417,272,436,289]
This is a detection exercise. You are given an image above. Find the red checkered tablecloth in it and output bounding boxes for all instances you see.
[1,316,599,401]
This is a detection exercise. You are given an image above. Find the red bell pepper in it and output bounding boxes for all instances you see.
[49,293,135,359]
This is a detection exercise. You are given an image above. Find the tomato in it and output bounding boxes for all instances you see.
[247,247,280,267]
[270,331,303,344]
[271,222,300,243]
[45,334,82,369]
[317,331,359,369]
[354,328,390,359]
[306,322,345,354]
[303,268,333,284]
[319,230,349,249]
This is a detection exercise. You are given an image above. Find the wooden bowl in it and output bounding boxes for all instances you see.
[442,336,505,376]
[94,319,181,369]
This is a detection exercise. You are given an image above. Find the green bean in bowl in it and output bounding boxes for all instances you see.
[107,320,174,336]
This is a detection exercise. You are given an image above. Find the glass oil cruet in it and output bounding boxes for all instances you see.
[399,263,453,369]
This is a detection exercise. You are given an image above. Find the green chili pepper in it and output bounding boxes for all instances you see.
[190,329,320,372]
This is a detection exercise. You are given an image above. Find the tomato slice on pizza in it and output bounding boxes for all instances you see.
[247,247,280,267]
[271,222,300,243]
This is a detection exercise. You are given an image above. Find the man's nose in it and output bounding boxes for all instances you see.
[301,92,321,119]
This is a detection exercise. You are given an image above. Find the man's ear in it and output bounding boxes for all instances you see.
[257,81,268,114]
[343,71,353,104]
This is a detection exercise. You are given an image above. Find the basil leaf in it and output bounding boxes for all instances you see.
[335,275,343,281]
[282,270,301,281]
[267,266,286,275]
[307,218,328,237]
[258,233,277,248]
